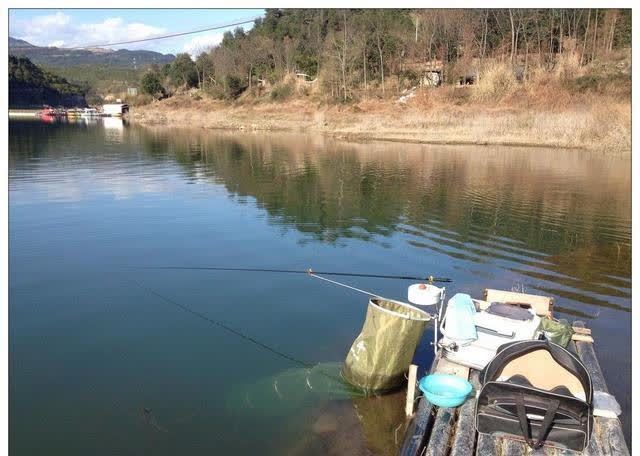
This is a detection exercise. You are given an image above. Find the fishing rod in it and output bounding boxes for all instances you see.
[137,266,453,283]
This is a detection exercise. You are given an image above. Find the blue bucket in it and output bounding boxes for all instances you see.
[418,374,473,408]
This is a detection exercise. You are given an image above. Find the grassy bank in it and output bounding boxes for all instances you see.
[131,56,631,154]
[131,96,630,153]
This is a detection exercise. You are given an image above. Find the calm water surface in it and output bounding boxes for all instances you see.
[9,119,631,454]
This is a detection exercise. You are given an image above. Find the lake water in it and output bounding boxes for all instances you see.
[9,119,631,454]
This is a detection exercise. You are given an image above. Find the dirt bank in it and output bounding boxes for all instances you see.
[130,95,630,153]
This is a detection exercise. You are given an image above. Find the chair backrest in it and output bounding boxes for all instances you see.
[481,340,592,402]
[497,348,586,398]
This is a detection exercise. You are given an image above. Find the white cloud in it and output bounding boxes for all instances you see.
[33,11,71,28]
[76,17,165,49]
[182,32,224,57]
[11,12,166,51]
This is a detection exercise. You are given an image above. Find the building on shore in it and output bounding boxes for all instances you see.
[102,103,129,117]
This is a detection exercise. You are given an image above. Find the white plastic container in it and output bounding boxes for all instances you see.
[408,283,443,307]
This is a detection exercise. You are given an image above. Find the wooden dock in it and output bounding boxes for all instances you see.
[399,321,629,456]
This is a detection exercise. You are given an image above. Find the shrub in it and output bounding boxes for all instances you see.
[567,75,601,93]
[270,81,294,101]
[140,71,166,99]
[473,63,518,102]
[225,75,247,99]
[169,53,199,89]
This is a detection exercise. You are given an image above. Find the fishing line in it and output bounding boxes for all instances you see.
[130,279,361,391]
[132,279,314,369]
[307,271,424,309]
[136,266,452,283]
[142,408,168,433]
[131,272,432,392]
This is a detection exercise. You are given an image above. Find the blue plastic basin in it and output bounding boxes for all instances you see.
[418,374,473,408]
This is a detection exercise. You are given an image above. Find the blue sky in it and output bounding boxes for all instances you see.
[9,9,265,55]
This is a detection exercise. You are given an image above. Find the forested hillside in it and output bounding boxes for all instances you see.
[9,55,87,108]
[141,9,631,102]
[9,37,175,104]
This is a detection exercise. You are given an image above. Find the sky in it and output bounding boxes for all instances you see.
[9,9,265,55]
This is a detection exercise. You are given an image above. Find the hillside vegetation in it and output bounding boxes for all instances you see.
[43,64,144,104]
[137,9,630,101]
[133,9,630,153]
[9,37,175,104]
[9,55,87,108]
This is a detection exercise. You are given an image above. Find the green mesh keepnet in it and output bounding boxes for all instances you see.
[342,298,431,393]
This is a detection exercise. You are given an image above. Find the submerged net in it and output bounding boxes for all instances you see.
[226,362,366,417]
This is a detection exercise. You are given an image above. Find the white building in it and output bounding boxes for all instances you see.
[102,103,129,117]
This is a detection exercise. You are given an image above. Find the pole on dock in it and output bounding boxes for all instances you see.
[405,364,419,417]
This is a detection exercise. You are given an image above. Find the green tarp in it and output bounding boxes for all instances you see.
[538,317,574,347]
[342,298,431,393]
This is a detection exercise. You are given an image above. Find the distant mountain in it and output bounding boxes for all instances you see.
[9,37,35,48]
[9,36,175,69]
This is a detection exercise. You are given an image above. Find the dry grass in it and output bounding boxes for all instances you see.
[131,58,630,155]
[472,63,518,102]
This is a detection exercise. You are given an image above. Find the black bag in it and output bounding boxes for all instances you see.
[475,340,593,452]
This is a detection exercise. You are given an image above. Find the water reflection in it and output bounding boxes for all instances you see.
[8,121,631,452]
[130,128,631,316]
[103,117,125,143]
[9,122,631,316]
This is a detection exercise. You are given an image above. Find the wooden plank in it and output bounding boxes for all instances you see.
[534,444,574,456]
[399,355,441,456]
[476,433,502,456]
[424,407,456,456]
[435,357,470,378]
[423,355,472,455]
[572,326,591,336]
[450,371,480,456]
[572,321,629,456]
[406,364,418,417]
[473,366,506,456]
[571,334,594,343]
[484,289,553,316]
[591,416,630,455]
[399,397,435,456]
[502,438,528,455]
[572,321,608,392]
[500,438,575,455]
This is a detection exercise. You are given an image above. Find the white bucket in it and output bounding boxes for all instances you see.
[407,283,443,307]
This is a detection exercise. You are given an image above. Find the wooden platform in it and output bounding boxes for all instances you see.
[399,321,629,456]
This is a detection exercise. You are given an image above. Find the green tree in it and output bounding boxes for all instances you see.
[140,70,165,99]
[169,53,199,88]
[195,52,215,89]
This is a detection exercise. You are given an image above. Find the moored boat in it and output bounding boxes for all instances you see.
[81,107,99,117]
[37,106,56,117]
[66,108,82,118]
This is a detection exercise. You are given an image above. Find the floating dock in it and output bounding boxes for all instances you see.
[400,321,629,456]
[8,110,39,118]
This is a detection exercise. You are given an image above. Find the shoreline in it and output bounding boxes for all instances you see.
[129,96,630,154]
